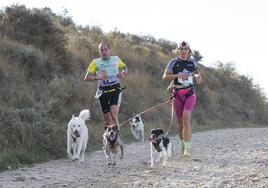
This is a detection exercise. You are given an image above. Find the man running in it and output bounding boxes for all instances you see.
[84,42,128,128]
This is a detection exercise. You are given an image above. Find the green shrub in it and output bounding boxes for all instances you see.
[0,5,67,56]
[0,5,267,171]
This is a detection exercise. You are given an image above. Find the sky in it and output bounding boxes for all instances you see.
[1,0,268,97]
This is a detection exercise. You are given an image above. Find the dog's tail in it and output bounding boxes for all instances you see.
[79,109,90,121]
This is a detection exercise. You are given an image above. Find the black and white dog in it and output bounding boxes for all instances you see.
[149,128,173,168]
[130,115,144,141]
[103,125,123,165]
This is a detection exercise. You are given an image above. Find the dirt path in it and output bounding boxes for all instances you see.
[0,128,267,188]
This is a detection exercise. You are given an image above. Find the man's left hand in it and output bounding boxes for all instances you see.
[117,72,126,79]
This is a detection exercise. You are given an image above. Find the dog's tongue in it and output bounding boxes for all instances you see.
[74,132,80,138]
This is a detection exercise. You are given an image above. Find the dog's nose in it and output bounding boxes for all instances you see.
[74,130,78,133]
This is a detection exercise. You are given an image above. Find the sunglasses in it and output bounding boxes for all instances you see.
[100,48,109,52]
[179,47,189,51]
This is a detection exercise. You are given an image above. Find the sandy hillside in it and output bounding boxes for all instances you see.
[0,128,267,188]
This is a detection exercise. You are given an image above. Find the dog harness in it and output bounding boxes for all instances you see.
[106,135,118,148]
[72,135,77,142]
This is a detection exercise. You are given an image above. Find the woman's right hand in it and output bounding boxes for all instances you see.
[177,73,190,79]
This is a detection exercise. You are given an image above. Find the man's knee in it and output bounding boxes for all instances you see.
[110,105,119,114]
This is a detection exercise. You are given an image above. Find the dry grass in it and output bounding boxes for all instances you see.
[0,5,267,171]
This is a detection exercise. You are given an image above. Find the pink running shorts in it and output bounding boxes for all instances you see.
[173,89,196,118]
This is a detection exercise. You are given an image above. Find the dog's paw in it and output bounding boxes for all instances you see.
[72,157,79,161]
[119,155,123,159]
[67,152,73,159]
[149,165,154,169]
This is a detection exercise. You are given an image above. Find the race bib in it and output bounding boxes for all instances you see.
[177,75,194,86]
[101,75,117,85]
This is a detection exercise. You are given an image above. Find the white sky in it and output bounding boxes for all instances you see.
[1,0,268,96]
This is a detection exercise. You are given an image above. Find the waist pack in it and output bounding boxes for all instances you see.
[99,83,121,93]
[95,84,127,99]
[173,86,194,99]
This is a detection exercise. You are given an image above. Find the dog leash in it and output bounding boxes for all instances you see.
[165,98,174,136]
[117,98,173,128]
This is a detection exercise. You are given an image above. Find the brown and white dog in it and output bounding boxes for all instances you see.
[149,128,173,168]
[103,125,123,165]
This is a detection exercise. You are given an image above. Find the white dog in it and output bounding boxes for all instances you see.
[67,109,90,162]
[103,125,123,166]
[130,115,144,141]
[149,128,173,168]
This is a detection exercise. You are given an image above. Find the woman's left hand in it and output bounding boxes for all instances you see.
[195,74,202,84]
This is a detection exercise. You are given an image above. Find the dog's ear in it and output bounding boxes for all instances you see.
[72,114,75,119]
[159,129,164,135]
[104,126,108,130]
[151,129,155,134]
[135,116,140,122]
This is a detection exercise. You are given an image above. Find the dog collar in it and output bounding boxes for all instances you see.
[107,135,118,148]
[72,135,77,142]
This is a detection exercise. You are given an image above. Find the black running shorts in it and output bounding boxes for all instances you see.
[98,88,122,113]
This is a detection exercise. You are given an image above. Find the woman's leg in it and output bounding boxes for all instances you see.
[174,97,185,155]
[182,110,192,141]
[177,117,184,140]
[182,93,196,157]
[177,117,184,155]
